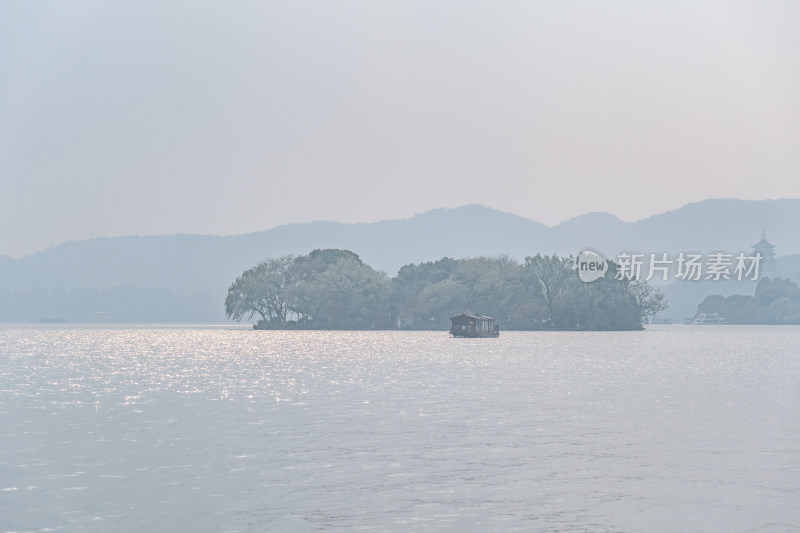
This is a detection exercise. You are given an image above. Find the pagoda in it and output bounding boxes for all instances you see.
[752,229,778,278]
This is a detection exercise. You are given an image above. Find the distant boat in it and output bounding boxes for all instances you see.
[450,314,500,337]
[684,312,725,325]
[39,316,66,324]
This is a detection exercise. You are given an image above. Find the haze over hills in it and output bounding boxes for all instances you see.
[1,198,798,323]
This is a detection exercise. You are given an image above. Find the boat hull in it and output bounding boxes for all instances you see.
[450,331,499,338]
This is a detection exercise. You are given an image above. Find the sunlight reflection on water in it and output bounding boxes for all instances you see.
[1,326,799,531]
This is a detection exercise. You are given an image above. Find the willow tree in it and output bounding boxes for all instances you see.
[225,255,296,324]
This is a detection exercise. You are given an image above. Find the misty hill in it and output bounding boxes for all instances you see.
[1,199,798,322]
[550,198,800,256]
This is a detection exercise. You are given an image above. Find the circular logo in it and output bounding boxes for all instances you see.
[577,249,608,282]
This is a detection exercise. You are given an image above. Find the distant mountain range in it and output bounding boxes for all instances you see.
[1,198,799,322]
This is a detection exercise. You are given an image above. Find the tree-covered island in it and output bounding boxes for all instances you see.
[225,249,667,331]
[696,277,800,324]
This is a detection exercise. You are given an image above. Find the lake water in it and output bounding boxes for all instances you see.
[1,325,798,532]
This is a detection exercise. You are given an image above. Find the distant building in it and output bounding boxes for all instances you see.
[752,229,779,278]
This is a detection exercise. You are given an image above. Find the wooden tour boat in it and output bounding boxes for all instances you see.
[450,314,500,338]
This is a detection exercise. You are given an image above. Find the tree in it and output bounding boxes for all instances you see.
[292,256,390,328]
[391,258,458,327]
[416,278,468,328]
[524,254,575,327]
[755,277,800,305]
[225,255,296,324]
[629,279,668,325]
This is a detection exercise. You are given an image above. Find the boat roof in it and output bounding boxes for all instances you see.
[450,314,495,321]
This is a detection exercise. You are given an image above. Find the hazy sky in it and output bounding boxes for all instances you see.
[2,1,799,258]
